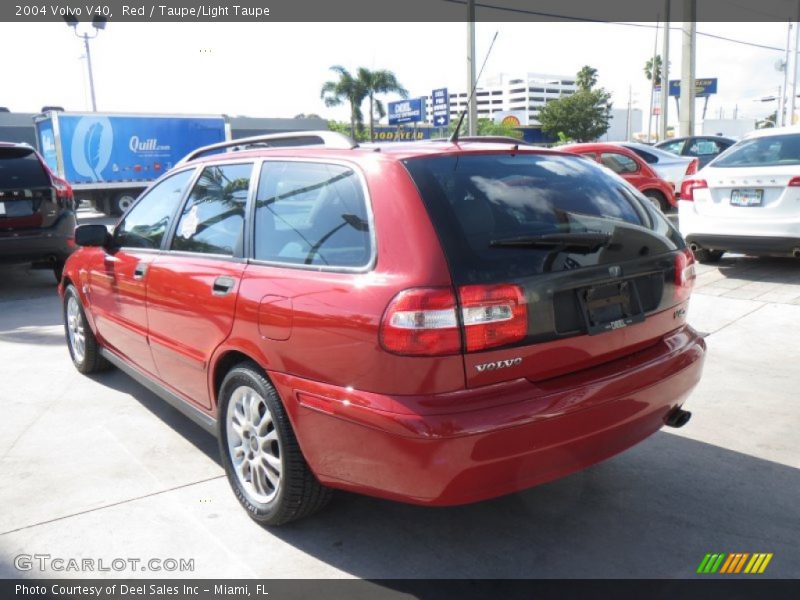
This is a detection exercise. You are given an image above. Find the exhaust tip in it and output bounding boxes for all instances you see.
[689,243,700,253]
[665,408,692,428]
[792,247,800,258]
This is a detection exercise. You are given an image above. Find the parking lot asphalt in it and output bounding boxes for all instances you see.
[0,211,798,579]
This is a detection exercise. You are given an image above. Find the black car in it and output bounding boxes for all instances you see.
[655,135,736,169]
[0,142,76,281]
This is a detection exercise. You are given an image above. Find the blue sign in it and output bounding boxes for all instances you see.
[388,98,426,125]
[668,78,718,98]
[431,88,450,127]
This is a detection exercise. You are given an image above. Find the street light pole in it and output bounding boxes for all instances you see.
[659,0,670,140]
[65,15,106,113]
[679,0,696,137]
[82,33,98,112]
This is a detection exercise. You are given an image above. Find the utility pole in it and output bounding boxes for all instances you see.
[789,9,800,126]
[779,22,791,126]
[659,0,670,140]
[679,0,696,137]
[647,19,659,143]
[467,0,477,136]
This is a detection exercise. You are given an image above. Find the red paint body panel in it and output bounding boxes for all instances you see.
[561,143,677,207]
[146,255,246,410]
[269,325,704,505]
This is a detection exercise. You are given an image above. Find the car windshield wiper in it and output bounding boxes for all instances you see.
[489,232,612,253]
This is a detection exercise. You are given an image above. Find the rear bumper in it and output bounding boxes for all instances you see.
[685,234,800,255]
[0,213,76,264]
[271,325,706,506]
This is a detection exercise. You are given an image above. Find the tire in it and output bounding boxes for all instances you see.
[694,249,724,264]
[63,285,111,374]
[53,260,65,284]
[643,190,670,212]
[111,192,137,216]
[218,362,331,526]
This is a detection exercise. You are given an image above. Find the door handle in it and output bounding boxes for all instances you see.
[212,276,236,296]
[133,262,148,280]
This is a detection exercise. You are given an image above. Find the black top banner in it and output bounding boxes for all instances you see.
[2,0,799,23]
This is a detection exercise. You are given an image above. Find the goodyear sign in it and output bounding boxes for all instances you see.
[669,78,718,98]
[372,127,434,142]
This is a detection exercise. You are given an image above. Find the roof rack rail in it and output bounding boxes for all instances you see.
[429,136,533,145]
[177,130,358,165]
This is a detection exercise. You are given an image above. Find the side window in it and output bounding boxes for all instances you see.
[114,170,193,249]
[659,140,685,155]
[254,161,371,268]
[600,152,639,174]
[171,163,252,256]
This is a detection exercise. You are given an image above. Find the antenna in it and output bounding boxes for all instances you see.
[450,31,499,143]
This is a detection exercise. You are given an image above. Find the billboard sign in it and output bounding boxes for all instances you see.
[431,88,450,127]
[388,98,426,125]
[668,78,718,98]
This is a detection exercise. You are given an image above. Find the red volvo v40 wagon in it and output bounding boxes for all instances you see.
[60,132,705,525]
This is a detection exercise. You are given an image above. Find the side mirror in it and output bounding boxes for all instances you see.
[74,224,111,248]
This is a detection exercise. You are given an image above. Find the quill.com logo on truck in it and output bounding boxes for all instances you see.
[129,136,171,153]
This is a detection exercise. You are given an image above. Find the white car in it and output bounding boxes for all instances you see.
[678,126,800,262]
[611,142,699,192]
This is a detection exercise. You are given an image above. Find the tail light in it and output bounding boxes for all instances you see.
[787,177,800,187]
[52,177,74,208]
[685,158,699,176]
[380,288,461,356]
[459,284,527,352]
[680,179,707,201]
[674,248,696,302]
[380,284,528,356]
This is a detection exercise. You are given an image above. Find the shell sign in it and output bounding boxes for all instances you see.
[501,115,521,127]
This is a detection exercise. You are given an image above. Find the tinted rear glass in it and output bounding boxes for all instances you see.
[0,148,50,188]
[403,152,668,282]
[712,134,800,168]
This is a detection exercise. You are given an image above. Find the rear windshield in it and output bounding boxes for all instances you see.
[0,148,50,189]
[711,134,800,168]
[403,152,670,282]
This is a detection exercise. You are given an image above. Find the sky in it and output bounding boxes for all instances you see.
[0,21,792,132]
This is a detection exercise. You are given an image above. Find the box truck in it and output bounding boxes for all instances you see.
[34,112,228,215]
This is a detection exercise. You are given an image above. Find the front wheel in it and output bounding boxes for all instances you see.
[218,363,331,526]
[63,285,111,374]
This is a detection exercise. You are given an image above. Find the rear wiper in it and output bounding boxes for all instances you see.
[489,232,612,253]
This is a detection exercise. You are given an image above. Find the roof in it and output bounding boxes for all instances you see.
[656,135,736,144]
[743,126,800,140]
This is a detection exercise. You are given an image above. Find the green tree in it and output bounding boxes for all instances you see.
[447,118,523,139]
[644,55,665,86]
[327,120,369,142]
[320,66,366,139]
[356,68,408,142]
[538,88,612,142]
[576,66,598,91]
[757,110,778,129]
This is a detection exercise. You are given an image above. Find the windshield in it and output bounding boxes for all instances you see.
[403,152,681,283]
[711,134,800,168]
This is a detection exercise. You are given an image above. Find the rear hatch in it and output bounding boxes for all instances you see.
[402,150,693,388]
[0,146,59,231]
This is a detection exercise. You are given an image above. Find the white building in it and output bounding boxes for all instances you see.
[425,73,578,125]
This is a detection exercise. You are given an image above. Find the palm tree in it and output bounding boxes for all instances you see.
[356,68,408,142]
[644,55,664,86]
[576,66,598,91]
[320,66,366,139]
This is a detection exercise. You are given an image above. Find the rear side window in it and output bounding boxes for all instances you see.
[171,163,252,256]
[115,169,193,249]
[712,134,800,168]
[600,152,639,174]
[628,147,658,164]
[403,153,658,282]
[253,161,371,268]
[0,148,50,189]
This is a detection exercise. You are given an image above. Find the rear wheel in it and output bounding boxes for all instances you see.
[694,249,724,264]
[643,190,670,212]
[63,285,111,374]
[218,363,331,526]
[111,191,137,216]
